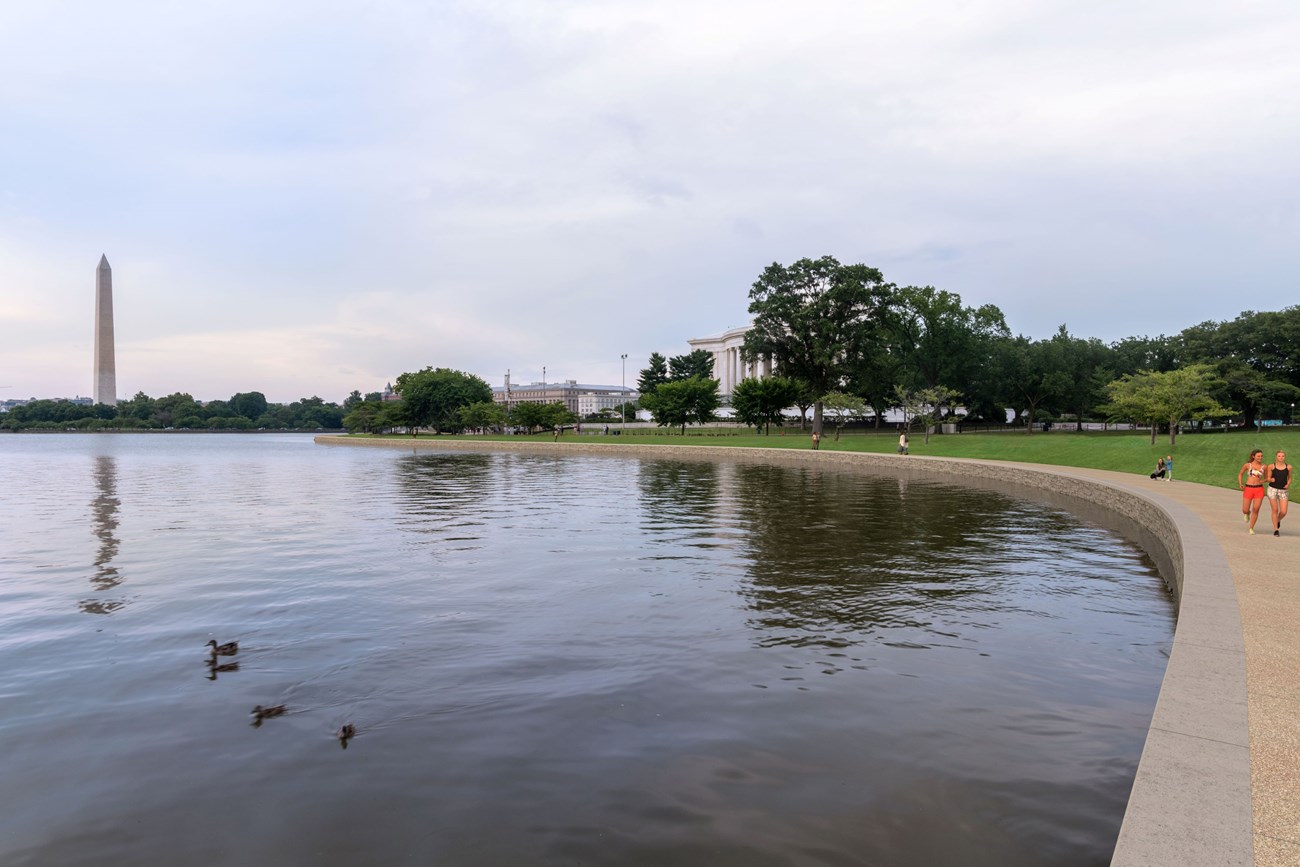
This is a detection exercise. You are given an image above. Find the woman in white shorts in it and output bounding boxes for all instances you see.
[1267,450,1292,537]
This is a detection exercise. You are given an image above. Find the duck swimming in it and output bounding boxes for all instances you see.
[206,639,239,657]
[337,724,356,748]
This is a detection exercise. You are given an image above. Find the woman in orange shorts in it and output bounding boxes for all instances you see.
[1238,449,1267,534]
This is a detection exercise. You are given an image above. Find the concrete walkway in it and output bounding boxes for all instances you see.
[1029,467,1294,867]
[1084,470,1299,866]
[316,437,1297,864]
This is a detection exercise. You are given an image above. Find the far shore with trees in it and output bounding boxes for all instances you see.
[9,256,1297,447]
[1,390,347,432]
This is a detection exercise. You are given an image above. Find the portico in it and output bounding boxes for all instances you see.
[687,325,773,399]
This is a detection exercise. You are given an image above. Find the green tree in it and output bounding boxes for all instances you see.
[154,392,201,427]
[894,385,962,444]
[668,349,716,382]
[284,395,344,429]
[394,367,494,432]
[638,352,669,395]
[539,402,576,431]
[1102,364,1233,446]
[991,336,1066,433]
[730,376,800,434]
[611,400,639,423]
[343,401,384,434]
[641,376,720,434]
[510,401,572,432]
[202,399,231,420]
[377,400,416,435]
[117,391,156,422]
[743,255,895,436]
[820,391,867,440]
[510,401,547,433]
[1047,325,1115,430]
[457,400,507,432]
[1110,334,1179,375]
[257,404,295,429]
[229,391,268,420]
[890,286,1010,392]
[342,390,365,412]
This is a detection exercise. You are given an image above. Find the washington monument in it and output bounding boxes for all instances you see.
[93,254,117,406]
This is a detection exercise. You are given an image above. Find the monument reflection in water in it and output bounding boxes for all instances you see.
[83,454,126,615]
[0,437,1173,867]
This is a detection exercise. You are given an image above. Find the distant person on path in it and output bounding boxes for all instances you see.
[1151,457,1166,480]
[898,432,909,455]
[1164,454,1173,482]
[1266,450,1291,537]
[811,430,821,450]
[1238,449,1267,534]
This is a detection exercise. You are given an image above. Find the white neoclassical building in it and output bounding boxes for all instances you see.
[687,324,774,400]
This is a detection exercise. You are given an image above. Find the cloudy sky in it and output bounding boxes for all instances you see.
[2,1,1297,403]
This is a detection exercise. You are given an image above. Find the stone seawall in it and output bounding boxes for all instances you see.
[314,436,1252,866]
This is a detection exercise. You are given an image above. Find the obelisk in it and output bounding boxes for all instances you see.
[93,254,117,406]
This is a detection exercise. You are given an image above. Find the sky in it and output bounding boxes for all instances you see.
[2,1,1297,404]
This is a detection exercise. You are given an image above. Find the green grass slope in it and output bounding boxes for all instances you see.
[354,427,1300,491]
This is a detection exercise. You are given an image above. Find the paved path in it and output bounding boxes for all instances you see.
[1057,468,1298,866]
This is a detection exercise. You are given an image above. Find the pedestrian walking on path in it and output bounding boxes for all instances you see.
[1238,449,1267,534]
[1266,450,1291,536]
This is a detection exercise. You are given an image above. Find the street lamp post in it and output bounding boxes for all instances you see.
[621,354,628,429]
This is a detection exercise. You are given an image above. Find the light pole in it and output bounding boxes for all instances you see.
[621,354,628,429]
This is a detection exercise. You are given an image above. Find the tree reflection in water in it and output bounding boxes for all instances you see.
[691,460,1085,649]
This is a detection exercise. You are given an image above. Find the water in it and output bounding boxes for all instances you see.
[0,434,1174,866]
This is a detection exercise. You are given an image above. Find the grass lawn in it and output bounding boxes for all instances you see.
[352,427,1300,491]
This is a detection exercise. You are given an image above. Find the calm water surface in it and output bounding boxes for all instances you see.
[0,434,1174,866]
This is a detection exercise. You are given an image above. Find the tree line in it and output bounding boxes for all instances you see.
[632,255,1299,442]
[1,390,348,431]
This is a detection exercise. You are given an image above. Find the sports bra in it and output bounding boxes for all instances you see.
[1271,465,1291,489]
[1246,465,1264,484]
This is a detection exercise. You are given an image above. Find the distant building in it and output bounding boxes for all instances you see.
[687,324,774,399]
[492,375,635,417]
[1,396,92,412]
[381,382,400,402]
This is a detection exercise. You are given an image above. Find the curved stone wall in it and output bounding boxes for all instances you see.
[315,436,1252,866]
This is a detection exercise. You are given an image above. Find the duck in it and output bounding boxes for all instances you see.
[251,704,287,725]
[206,639,239,657]
[337,724,356,747]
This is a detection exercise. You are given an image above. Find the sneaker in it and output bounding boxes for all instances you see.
[1244,514,1250,522]
[1275,530,1281,536]
[1249,528,1255,534]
